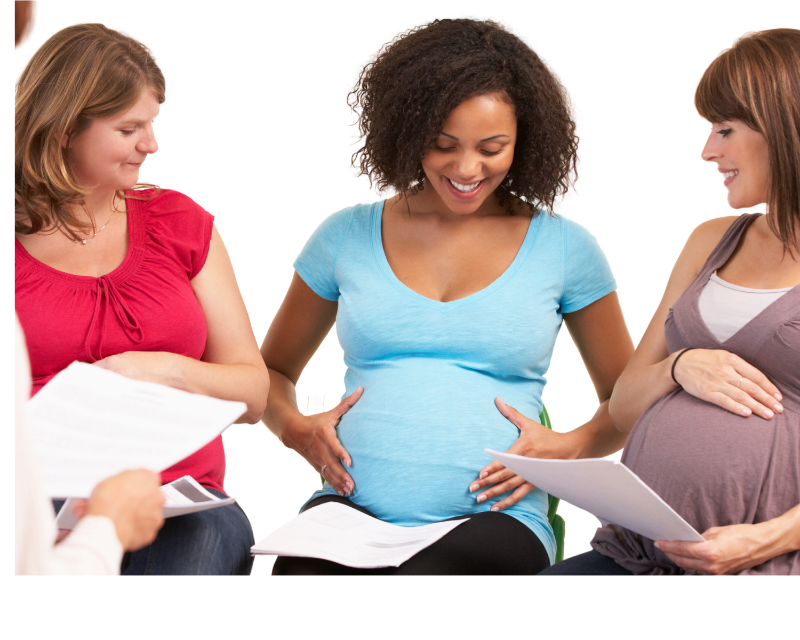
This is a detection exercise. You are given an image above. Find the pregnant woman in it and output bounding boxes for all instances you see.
[261,19,634,574]
[15,24,269,574]
[543,28,800,575]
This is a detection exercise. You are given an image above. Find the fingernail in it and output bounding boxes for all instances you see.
[654,541,661,550]
[742,407,752,416]
[775,393,782,401]
[764,409,774,419]
[490,506,499,512]
[338,491,344,497]
[480,472,488,479]
[477,494,487,503]
[774,404,783,413]
[469,483,479,493]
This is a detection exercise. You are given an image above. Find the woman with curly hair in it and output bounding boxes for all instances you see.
[262,18,634,574]
[15,24,269,574]
[543,28,800,575]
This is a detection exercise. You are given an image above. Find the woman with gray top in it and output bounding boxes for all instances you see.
[542,28,800,575]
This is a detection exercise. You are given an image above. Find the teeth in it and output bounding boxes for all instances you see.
[448,178,482,192]
[723,170,739,179]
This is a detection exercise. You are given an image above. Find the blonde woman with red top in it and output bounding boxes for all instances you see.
[15,23,269,574]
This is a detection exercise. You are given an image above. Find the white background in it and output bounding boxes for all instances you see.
[10,0,798,634]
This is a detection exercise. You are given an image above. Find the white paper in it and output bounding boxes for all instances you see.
[251,502,469,568]
[27,362,246,498]
[158,476,236,516]
[55,475,236,529]
[486,450,705,542]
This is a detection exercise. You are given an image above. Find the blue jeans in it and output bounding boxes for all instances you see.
[55,489,254,575]
[119,488,254,575]
[538,549,633,575]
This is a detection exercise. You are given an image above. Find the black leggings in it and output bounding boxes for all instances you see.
[272,495,550,575]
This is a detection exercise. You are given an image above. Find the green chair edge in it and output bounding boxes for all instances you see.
[539,404,565,564]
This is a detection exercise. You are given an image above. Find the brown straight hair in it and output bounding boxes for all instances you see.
[15,23,165,242]
[15,1,33,46]
[695,28,800,255]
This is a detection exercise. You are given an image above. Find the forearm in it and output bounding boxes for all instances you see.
[261,367,304,442]
[659,503,800,574]
[749,504,800,564]
[562,400,629,459]
[168,355,269,423]
[609,353,681,432]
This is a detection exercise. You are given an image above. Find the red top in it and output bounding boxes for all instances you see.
[15,189,226,492]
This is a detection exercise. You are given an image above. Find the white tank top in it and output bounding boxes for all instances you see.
[698,271,791,342]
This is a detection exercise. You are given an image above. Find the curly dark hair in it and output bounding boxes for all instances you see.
[349,18,579,212]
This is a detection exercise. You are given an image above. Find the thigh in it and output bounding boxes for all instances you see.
[394,512,550,575]
[538,550,633,575]
[123,489,255,576]
[272,495,390,575]
[273,498,550,575]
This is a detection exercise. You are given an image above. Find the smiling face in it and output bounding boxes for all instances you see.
[701,119,770,209]
[66,90,160,194]
[420,93,517,215]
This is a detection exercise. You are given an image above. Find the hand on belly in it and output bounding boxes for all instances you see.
[468,398,570,512]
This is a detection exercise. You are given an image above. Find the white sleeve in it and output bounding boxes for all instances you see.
[15,317,123,575]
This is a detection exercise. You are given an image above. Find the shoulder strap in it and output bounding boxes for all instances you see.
[695,214,760,280]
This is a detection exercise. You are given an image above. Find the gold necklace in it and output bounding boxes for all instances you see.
[75,207,118,244]
[71,194,123,245]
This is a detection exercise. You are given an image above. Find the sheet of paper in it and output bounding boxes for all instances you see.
[486,450,704,542]
[27,362,246,499]
[55,475,236,529]
[158,475,236,517]
[251,502,469,568]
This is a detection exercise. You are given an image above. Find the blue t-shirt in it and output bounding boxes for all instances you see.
[294,201,616,564]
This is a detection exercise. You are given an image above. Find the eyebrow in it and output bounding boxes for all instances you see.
[117,117,155,126]
[439,132,511,143]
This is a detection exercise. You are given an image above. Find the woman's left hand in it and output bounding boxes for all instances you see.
[468,397,573,512]
[94,351,186,390]
[655,524,767,575]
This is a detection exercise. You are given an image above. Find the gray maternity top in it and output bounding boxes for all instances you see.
[592,214,800,574]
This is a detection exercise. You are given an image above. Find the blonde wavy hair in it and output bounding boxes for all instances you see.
[695,28,800,254]
[15,23,165,242]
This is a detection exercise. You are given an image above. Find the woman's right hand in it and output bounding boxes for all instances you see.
[672,348,783,419]
[280,387,363,496]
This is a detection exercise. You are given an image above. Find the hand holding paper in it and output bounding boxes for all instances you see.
[57,475,235,533]
[486,449,704,543]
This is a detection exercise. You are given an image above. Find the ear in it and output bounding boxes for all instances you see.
[60,126,72,149]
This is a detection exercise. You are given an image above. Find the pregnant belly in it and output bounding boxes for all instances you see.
[332,368,542,526]
[623,389,798,530]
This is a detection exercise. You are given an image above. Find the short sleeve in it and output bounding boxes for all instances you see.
[189,210,214,279]
[135,189,214,279]
[293,207,355,301]
[560,219,617,313]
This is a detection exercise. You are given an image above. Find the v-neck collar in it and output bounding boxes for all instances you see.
[688,214,800,350]
[369,200,541,314]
